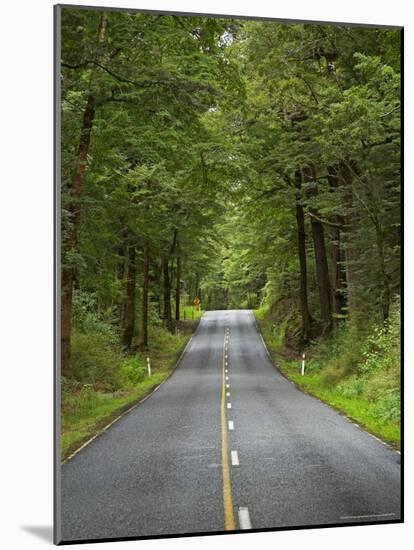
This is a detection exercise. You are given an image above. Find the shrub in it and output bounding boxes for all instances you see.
[70,332,123,390]
[363,368,400,401]
[360,299,400,376]
[121,356,148,387]
[321,363,350,386]
[373,389,401,423]
[337,376,365,397]
[72,289,119,345]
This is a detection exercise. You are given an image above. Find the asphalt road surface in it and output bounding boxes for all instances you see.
[59,310,401,542]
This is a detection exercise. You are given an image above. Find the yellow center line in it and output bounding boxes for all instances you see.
[221,325,235,530]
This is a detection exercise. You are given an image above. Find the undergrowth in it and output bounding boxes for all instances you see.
[255,298,401,447]
[61,296,199,460]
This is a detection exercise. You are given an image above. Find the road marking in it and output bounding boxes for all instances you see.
[227,391,230,397]
[225,369,228,373]
[221,328,235,531]
[226,383,230,389]
[238,507,252,529]
[231,450,239,466]
[227,402,232,409]
[225,354,228,359]
[228,421,234,430]
[62,331,198,464]
[340,513,396,520]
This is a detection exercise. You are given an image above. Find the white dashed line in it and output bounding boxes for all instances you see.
[228,421,234,430]
[238,507,252,529]
[226,384,230,389]
[225,376,229,381]
[231,450,239,466]
[226,392,230,397]
[227,403,232,409]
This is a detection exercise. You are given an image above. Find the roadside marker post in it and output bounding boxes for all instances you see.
[147,357,152,377]
[301,353,306,376]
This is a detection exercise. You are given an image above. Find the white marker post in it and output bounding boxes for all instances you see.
[301,352,306,376]
[147,357,152,377]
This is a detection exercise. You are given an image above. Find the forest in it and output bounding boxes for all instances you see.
[60,8,401,457]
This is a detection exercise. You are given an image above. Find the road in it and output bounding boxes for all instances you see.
[59,310,401,542]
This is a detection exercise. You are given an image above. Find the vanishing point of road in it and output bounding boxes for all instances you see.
[59,310,401,542]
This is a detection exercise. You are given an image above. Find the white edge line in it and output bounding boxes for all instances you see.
[340,513,396,520]
[251,310,401,456]
[63,318,204,464]
[238,507,252,529]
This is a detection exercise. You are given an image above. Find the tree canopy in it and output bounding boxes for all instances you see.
[60,8,401,376]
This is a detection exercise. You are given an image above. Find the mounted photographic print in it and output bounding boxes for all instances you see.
[54,3,403,544]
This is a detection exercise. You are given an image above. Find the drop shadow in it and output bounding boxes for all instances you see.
[21,525,54,543]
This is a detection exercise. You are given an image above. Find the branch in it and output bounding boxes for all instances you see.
[380,105,400,118]
[61,61,90,70]
[308,211,342,228]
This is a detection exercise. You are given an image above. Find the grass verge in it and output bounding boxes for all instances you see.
[254,311,400,449]
[61,319,199,461]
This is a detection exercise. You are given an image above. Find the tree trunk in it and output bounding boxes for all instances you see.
[175,256,181,321]
[295,194,312,341]
[311,216,332,330]
[60,13,107,377]
[122,245,136,349]
[61,92,96,377]
[337,161,360,319]
[163,257,173,332]
[141,242,149,349]
[327,167,347,322]
[194,272,200,301]
[294,170,312,340]
[302,166,332,331]
[373,220,391,321]
[330,223,346,320]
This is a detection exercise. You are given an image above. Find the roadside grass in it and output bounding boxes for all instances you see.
[180,305,203,321]
[254,310,400,449]
[61,319,199,461]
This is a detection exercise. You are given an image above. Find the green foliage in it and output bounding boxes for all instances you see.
[255,295,401,446]
[60,8,401,453]
[360,299,400,376]
[72,289,119,343]
[373,390,400,423]
[120,356,148,387]
[70,332,124,390]
[62,316,198,458]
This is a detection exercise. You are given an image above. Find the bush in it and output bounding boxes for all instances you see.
[121,356,148,387]
[373,389,401,423]
[337,376,365,397]
[320,347,362,387]
[363,368,400,401]
[70,332,123,390]
[360,299,400,376]
[72,289,119,345]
